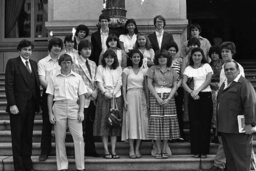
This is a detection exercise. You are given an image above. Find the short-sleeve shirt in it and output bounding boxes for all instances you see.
[119,34,137,53]
[95,65,122,97]
[123,67,147,90]
[146,65,178,88]
[46,70,87,101]
[183,63,213,92]
[38,55,60,86]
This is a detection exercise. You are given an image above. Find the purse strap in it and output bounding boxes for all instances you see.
[111,96,119,110]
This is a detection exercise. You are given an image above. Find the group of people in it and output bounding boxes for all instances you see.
[5,13,256,171]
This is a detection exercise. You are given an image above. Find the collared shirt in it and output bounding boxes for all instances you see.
[223,73,242,90]
[219,61,245,87]
[46,70,87,101]
[155,30,164,49]
[181,36,211,58]
[119,34,137,52]
[20,56,32,71]
[146,65,178,88]
[100,29,109,53]
[38,55,60,84]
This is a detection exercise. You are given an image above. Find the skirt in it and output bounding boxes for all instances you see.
[93,92,123,136]
[121,88,148,141]
[148,93,180,140]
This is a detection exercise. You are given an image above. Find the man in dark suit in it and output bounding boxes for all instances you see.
[148,15,175,52]
[217,61,256,171]
[91,14,113,65]
[5,39,40,171]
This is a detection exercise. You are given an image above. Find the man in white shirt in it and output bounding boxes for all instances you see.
[38,37,63,161]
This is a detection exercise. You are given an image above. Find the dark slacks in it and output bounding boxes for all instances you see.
[40,91,52,155]
[188,92,213,155]
[10,99,35,171]
[221,133,252,171]
[175,87,184,138]
[83,101,97,154]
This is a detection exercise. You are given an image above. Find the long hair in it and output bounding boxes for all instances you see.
[124,19,139,34]
[127,49,143,67]
[101,49,119,69]
[134,33,152,50]
[106,34,121,49]
[189,47,208,66]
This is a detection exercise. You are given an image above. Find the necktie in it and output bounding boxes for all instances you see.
[85,60,92,78]
[25,61,32,73]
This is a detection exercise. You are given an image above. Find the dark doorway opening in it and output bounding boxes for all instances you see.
[187,0,256,59]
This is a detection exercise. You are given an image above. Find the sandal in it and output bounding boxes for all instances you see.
[162,153,169,159]
[112,154,120,159]
[129,154,136,159]
[155,153,162,159]
[104,153,112,159]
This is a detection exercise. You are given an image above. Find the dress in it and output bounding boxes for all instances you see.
[93,65,123,136]
[121,67,148,141]
[146,66,180,140]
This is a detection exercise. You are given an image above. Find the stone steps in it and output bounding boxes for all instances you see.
[0,141,219,156]
[0,155,215,171]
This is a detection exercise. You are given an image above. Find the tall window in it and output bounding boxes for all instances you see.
[4,0,48,39]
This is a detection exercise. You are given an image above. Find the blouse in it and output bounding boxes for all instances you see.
[183,63,213,92]
[95,65,122,97]
[123,67,147,90]
[119,34,137,52]
[146,65,178,88]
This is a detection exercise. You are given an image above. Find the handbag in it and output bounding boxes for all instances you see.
[106,97,122,128]
[186,77,194,90]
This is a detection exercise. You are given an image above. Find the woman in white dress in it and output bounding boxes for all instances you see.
[122,49,148,159]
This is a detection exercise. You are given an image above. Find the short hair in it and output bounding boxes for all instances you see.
[75,24,89,37]
[187,37,201,47]
[99,14,110,22]
[78,40,91,55]
[154,49,172,67]
[134,33,152,50]
[153,15,166,28]
[101,49,119,69]
[220,41,236,55]
[106,34,121,48]
[48,37,63,51]
[17,39,34,51]
[124,19,139,34]
[58,53,73,65]
[189,47,207,66]
[189,24,201,33]
[224,61,240,71]
[64,35,74,44]
[168,41,179,52]
[127,49,144,67]
[208,46,221,58]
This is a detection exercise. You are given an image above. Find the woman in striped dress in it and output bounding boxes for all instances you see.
[147,50,180,159]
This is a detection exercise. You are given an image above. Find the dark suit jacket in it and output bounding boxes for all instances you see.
[217,76,256,133]
[148,31,175,52]
[5,57,40,113]
[91,29,116,65]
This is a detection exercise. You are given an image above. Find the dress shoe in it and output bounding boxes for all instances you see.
[206,165,224,171]
[39,154,48,161]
